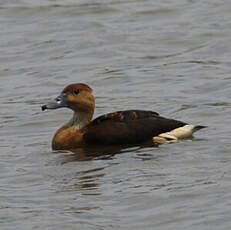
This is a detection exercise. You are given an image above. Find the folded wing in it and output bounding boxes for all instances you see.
[83,110,187,145]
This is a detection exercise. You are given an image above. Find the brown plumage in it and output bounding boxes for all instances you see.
[41,83,206,150]
[83,110,186,145]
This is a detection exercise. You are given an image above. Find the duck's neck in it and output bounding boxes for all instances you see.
[68,111,93,130]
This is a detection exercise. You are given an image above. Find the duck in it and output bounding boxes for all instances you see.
[41,83,206,150]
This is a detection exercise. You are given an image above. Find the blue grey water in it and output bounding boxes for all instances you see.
[0,0,231,229]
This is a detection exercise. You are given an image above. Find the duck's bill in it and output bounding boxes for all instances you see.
[41,93,68,111]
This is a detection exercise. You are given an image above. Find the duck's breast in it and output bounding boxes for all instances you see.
[52,125,84,150]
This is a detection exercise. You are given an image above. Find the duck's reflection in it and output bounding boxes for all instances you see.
[57,141,157,162]
[52,145,123,196]
[53,163,105,195]
[53,143,158,196]
[73,167,105,196]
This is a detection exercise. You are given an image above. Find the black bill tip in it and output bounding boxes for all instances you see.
[41,105,47,111]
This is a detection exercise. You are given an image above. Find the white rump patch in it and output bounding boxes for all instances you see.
[153,125,198,144]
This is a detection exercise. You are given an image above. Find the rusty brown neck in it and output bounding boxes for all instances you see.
[67,110,94,130]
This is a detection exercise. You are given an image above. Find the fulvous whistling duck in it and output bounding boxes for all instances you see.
[41,83,206,150]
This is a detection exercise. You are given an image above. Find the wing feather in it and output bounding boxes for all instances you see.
[83,110,186,145]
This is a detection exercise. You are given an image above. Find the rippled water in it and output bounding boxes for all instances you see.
[1,0,231,229]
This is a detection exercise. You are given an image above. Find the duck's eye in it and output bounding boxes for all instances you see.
[74,89,80,95]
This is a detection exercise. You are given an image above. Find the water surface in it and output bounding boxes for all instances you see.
[1,0,231,229]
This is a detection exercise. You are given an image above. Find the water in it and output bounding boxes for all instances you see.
[1,0,231,229]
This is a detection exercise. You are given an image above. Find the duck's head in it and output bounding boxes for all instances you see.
[42,83,95,116]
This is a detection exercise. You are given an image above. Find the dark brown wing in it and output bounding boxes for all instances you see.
[83,110,187,145]
[90,110,159,124]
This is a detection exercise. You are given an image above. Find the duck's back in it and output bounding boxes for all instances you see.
[83,110,186,145]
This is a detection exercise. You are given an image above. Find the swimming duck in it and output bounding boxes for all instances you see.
[42,83,206,150]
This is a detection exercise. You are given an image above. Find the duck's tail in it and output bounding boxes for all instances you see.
[193,125,207,132]
[153,124,207,144]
